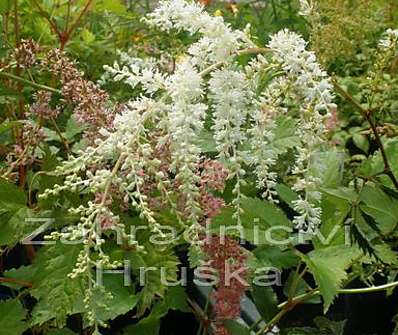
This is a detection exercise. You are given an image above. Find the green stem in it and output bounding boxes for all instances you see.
[255,307,289,335]
[288,262,307,299]
[199,47,269,77]
[248,316,263,332]
[278,280,398,310]
[254,280,398,334]
[50,117,70,154]
[0,71,61,94]
[271,0,278,21]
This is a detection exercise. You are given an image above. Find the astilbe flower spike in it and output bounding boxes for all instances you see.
[202,236,248,335]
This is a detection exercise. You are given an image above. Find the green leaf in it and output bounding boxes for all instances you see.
[126,247,180,315]
[359,185,398,234]
[321,187,357,204]
[352,133,369,153]
[283,271,321,305]
[64,116,86,140]
[393,313,398,335]
[251,284,278,322]
[373,243,398,265]
[254,245,298,269]
[0,178,26,206]
[303,246,361,312]
[212,197,292,245]
[271,116,299,153]
[359,208,382,235]
[276,183,298,208]
[42,127,60,142]
[81,29,95,44]
[0,207,34,246]
[314,316,346,335]
[122,286,188,335]
[0,299,28,335]
[188,245,205,268]
[122,318,160,335]
[94,0,126,14]
[72,273,138,322]
[241,197,292,227]
[363,139,398,189]
[30,243,85,327]
[0,120,20,136]
[164,286,190,312]
[198,129,217,153]
[311,150,345,188]
[0,0,11,14]
[223,320,251,335]
[3,265,35,289]
[281,327,324,335]
[313,198,350,249]
[351,210,377,256]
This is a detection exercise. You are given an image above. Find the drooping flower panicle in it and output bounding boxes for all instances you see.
[41,0,336,327]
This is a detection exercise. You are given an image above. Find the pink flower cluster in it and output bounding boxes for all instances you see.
[199,192,225,219]
[30,91,60,119]
[13,39,40,68]
[7,123,46,169]
[199,159,229,191]
[198,159,229,221]
[202,236,248,335]
[325,105,339,131]
[44,49,116,137]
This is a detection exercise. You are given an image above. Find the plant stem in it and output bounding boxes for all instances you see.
[65,0,72,32]
[0,71,61,94]
[50,117,70,154]
[249,317,264,332]
[238,47,270,56]
[32,0,61,39]
[278,280,398,310]
[333,80,398,190]
[0,277,32,288]
[62,0,93,49]
[255,306,290,335]
[254,280,398,334]
[199,47,269,77]
[270,0,278,21]
[288,263,308,300]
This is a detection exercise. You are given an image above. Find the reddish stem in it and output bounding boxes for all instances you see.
[0,277,32,288]
[333,80,398,191]
[61,0,94,50]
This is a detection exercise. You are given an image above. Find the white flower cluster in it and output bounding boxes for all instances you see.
[43,0,337,323]
[249,78,289,203]
[298,0,314,17]
[378,28,398,50]
[291,198,322,234]
[102,52,166,94]
[166,60,207,224]
[209,68,250,223]
[267,29,335,232]
[144,0,250,65]
[49,0,335,243]
[209,68,249,153]
[267,29,335,113]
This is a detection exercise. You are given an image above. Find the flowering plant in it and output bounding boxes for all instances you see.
[0,1,398,335]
